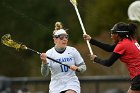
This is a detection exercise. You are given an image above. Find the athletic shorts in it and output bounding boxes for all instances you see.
[131,75,140,90]
[60,90,76,93]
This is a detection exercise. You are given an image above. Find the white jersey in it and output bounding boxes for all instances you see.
[46,46,84,93]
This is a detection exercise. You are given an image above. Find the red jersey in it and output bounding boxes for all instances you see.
[114,38,140,79]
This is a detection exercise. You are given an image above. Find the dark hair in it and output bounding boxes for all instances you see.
[128,22,137,38]
[111,22,137,39]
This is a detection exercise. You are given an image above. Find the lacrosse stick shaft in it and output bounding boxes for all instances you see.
[73,5,93,55]
[27,47,70,68]
[27,47,41,55]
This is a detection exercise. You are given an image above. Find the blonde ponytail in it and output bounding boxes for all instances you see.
[55,22,63,30]
[53,22,63,35]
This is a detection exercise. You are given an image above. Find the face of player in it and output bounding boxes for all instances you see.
[111,33,119,43]
[53,34,68,48]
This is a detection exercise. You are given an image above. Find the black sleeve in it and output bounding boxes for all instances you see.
[89,39,116,52]
[94,52,121,67]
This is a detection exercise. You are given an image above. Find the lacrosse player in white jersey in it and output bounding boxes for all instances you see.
[40,22,86,93]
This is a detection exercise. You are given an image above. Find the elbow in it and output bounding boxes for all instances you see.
[41,71,49,77]
[77,65,87,73]
[106,49,114,52]
[107,50,113,52]
[41,68,49,77]
[81,66,87,73]
[106,65,112,67]
[104,63,113,67]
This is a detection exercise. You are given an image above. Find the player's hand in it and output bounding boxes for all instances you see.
[70,65,78,71]
[83,34,91,41]
[90,54,97,61]
[40,53,47,63]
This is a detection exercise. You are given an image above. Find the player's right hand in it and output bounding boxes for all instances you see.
[40,53,47,63]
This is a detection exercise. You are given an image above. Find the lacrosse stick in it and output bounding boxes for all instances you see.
[1,34,70,68]
[70,0,94,55]
[128,1,140,22]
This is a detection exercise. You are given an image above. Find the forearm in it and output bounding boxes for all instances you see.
[89,39,115,52]
[94,52,120,67]
[41,63,49,77]
[77,62,87,73]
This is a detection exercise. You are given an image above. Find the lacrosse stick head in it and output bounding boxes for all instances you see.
[1,34,27,50]
[128,1,140,22]
[70,0,77,6]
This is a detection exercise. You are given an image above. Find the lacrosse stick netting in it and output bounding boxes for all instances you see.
[128,1,140,22]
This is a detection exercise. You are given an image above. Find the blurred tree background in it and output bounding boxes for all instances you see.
[0,0,138,77]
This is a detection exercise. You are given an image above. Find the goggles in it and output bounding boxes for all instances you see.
[54,34,69,40]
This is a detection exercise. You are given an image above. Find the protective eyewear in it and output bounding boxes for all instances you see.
[54,35,69,40]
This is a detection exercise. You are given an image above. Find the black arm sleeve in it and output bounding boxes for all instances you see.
[89,39,116,52]
[94,52,121,67]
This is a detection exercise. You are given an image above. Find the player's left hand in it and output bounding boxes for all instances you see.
[70,65,78,71]
[83,34,91,41]
[90,54,97,61]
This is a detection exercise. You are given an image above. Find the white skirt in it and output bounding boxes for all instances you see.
[49,76,80,93]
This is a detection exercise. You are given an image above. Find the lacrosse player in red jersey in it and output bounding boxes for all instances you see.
[40,22,86,93]
[83,22,140,93]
